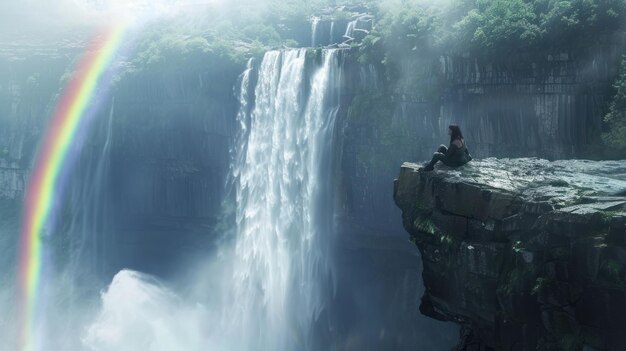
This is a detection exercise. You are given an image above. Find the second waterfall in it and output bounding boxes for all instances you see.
[226,48,343,350]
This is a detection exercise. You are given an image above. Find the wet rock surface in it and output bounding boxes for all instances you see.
[393,158,626,350]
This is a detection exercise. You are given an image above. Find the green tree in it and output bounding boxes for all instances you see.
[535,0,626,44]
[455,0,540,51]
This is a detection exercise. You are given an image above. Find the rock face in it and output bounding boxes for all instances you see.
[338,36,625,258]
[393,158,626,350]
[0,45,243,278]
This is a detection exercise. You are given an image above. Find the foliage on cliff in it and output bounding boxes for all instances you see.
[123,0,376,73]
[129,19,279,70]
[132,34,240,70]
[458,0,626,52]
[360,0,626,62]
[603,58,626,155]
[455,0,540,51]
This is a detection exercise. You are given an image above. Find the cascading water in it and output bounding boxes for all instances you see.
[0,4,468,349]
[83,47,344,351]
[344,20,356,41]
[224,48,342,350]
[311,17,320,47]
[67,98,115,282]
[0,45,345,351]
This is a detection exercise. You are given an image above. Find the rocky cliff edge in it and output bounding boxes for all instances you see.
[393,158,626,350]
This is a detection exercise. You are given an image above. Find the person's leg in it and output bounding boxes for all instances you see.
[430,152,446,166]
[437,145,448,154]
[422,152,445,171]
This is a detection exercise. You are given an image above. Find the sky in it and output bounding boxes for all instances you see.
[0,0,235,46]
[0,0,229,34]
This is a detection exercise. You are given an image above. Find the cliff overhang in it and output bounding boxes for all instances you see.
[393,158,626,350]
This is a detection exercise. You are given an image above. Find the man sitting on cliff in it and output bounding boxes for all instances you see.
[420,124,472,171]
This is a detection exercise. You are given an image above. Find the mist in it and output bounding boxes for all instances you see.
[2,0,621,349]
[0,2,460,347]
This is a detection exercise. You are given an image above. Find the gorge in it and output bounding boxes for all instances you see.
[0,1,625,350]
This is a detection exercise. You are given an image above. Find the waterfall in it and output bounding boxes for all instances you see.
[84,49,344,351]
[230,59,254,182]
[344,20,356,41]
[69,98,115,279]
[311,17,320,47]
[0,46,346,351]
[226,48,342,350]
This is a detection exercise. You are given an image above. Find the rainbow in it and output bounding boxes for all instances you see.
[17,23,127,351]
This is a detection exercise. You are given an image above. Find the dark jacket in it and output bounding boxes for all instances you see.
[443,139,472,167]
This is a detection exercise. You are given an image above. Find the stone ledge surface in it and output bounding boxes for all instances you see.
[393,158,626,350]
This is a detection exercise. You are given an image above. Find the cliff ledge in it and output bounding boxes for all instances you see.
[393,158,626,350]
